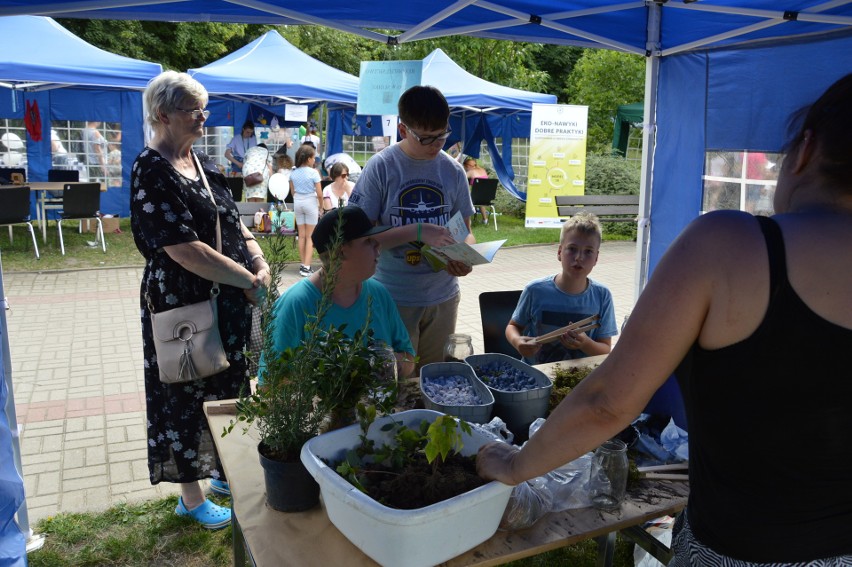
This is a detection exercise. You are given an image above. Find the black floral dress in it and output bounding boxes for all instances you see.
[131,148,251,485]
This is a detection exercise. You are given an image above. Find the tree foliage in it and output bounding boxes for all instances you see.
[566,49,645,153]
[57,19,274,70]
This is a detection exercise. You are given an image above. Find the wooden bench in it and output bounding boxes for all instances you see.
[555,194,640,223]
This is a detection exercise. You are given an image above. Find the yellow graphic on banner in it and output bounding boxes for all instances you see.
[525,104,588,228]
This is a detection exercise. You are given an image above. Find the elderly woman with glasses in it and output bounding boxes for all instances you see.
[130,71,271,530]
[321,162,354,214]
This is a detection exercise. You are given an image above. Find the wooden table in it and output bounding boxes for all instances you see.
[204,354,687,567]
[27,182,106,243]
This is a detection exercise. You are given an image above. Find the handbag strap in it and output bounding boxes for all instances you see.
[193,152,221,297]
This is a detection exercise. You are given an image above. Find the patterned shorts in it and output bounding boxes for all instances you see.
[669,512,852,567]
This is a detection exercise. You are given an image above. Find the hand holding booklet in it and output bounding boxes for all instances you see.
[421,212,506,271]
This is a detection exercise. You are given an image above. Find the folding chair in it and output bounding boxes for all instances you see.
[470,178,500,231]
[0,185,40,259]
[57,182,105,255]
[478,290,522,358]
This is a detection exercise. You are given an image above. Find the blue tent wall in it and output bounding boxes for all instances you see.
[0,87,146,219]
[648,30,852,278]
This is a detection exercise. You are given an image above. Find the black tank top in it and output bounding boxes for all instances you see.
[675,216,852,562]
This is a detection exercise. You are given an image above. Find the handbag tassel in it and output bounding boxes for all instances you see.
[178,339,199,382]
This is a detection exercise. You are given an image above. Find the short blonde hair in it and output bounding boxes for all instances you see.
[144,70,208,128]
[560,211,602,244]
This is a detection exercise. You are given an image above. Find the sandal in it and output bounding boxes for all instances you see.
[175,497,231,530]
[209,479,231,496]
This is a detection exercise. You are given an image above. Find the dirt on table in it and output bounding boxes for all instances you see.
[358,452,486,510]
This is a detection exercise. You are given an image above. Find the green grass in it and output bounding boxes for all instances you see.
[28,494,635,567]
[28,495,233,567]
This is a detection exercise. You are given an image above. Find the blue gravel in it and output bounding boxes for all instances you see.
[472,361,541,392]
[422,375,483,405]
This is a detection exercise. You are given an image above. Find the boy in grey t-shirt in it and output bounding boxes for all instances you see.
[349,85,476,367]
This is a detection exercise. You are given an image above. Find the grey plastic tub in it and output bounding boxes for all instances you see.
[419,362,494,424]
[465,353,552,437]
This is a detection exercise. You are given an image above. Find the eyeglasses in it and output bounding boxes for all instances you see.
[176,107,210,120]
[402,123,452,146]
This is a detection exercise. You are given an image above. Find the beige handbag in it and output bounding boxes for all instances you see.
[149,154,231,383]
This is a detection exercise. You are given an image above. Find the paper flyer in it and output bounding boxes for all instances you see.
[420,212,507,270]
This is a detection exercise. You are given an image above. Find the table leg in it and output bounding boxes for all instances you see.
[595,531,617,567]
[620,524,674,565]
[231,507,256,566]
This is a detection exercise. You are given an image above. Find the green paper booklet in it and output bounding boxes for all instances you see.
[421,212,507,271]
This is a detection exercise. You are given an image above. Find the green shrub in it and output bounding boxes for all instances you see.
[585,153,641,196]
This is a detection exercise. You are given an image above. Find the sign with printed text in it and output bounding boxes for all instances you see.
[358,61,423,116]
[524,104,589,228]
[284,104,308,122]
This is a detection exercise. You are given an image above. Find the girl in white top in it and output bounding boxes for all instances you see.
[290,144,322,277]
[322,162,354,213]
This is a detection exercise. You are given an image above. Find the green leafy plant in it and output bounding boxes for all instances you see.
[224,210,396,462]
[336,405,473,491]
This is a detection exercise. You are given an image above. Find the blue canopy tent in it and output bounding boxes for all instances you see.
[189,30,361,156]
[0,15,162,218]
[328,48,556,200]
[3,0,851,460]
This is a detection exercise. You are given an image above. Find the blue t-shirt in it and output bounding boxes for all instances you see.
[511,275,618,364]
[349,144,475,307]
[290,166,321,195]
[270,277,414,357]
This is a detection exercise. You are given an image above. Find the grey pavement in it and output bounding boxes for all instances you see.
[4,241,636,523]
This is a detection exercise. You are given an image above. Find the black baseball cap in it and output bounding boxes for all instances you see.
[312,206,390,253]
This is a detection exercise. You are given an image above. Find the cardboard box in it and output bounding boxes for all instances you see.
[81,217,121,233]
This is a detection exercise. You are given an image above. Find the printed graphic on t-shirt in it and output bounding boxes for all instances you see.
[389,185,451,227]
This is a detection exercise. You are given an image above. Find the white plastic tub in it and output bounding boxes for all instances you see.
[300,409,513,567]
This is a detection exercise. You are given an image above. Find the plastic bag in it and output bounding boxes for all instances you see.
[471,416,514,445]
[499,476,553,531]
[526,418,594,511]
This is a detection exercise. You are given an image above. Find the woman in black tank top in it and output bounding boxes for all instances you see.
[478,74,852,565]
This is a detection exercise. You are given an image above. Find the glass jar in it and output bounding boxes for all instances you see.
[443,333,473,363]
[589,439,629,511]
[368,342,398,386]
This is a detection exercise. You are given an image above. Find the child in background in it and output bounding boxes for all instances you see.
[506,212,618,364]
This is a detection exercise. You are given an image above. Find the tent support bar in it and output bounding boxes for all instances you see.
[661,0,852,56]
[397,0,477,43]
[224,0,389,43]
[477,0,645,54]
[635,2,660,298]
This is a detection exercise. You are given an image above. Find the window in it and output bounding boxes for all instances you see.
[50,121,123,186]
[0,119,27,171]
[702,150,784,215]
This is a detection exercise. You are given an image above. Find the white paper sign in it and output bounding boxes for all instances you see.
[285,104,309,123]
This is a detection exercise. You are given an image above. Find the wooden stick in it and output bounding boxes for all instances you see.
[640,472,689,481]
[637,463,689,473]
[534,314,601,344]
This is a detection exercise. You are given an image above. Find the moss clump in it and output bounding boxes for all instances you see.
[549,364,597,412]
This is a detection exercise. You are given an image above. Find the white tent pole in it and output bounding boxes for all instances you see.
[634,2,661,299]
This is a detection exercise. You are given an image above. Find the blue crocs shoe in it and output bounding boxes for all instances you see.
[209,479,231,496]
[175,497,231,530]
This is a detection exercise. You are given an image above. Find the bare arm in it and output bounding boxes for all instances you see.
[371,223,456,249]
[163,240,256,291]
[506,320,541,359]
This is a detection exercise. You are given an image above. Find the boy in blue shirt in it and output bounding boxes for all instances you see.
[506,212,618,364]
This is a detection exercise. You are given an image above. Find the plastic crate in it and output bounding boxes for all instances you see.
[300,409,513,567]
[465,353,552,437]
[419,362,494,424]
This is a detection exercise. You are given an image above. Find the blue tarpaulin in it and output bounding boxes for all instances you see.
[0,15,162,219]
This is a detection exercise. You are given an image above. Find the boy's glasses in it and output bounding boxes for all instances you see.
[176,107,210,120]
[402,123,452,146]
